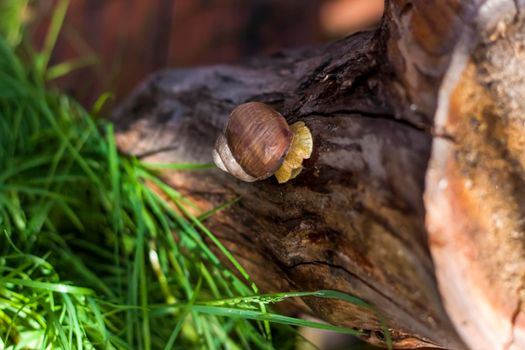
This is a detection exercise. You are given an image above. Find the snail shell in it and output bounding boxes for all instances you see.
[213,102,312,183]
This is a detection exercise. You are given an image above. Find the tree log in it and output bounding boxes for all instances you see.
[111,1,525,349]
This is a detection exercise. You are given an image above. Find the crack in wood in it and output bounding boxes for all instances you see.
[287,259,414,321]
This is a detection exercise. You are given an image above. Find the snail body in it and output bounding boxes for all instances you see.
[212,102,313,183]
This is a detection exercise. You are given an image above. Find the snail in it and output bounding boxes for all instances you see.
[212,102,313,183]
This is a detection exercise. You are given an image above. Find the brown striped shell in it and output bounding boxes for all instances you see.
[212,102,293,182]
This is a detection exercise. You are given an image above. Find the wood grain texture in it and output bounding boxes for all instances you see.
[112,0,525,348]
[112,32,462,349]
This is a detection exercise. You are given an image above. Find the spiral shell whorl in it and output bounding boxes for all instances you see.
[213,102,312,183]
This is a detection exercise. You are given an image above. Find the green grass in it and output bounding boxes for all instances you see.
[0,2,391,349]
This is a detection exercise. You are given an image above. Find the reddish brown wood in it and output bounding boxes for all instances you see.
[29,0,322,106]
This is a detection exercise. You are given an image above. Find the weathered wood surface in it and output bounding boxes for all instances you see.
[112,0,525,348]
[425,2,525,349]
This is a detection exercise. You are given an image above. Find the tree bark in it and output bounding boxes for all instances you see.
[111,1,525,349]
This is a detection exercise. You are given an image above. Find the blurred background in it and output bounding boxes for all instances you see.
[25,0,383,108]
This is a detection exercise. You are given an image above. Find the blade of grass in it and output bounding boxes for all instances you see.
[171,197,272,338]
[39,0,69,73]
[1,279,95,295]
[46,55,98,80]
[91,92,114,115]
[197,198,240,222]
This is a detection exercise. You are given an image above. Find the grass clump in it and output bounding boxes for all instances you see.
[0,2,390,349]
[0,32,281,349]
